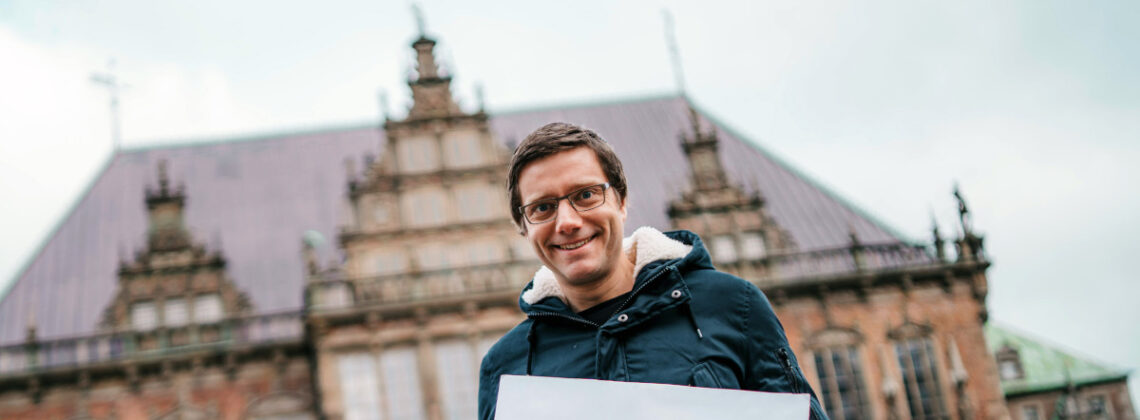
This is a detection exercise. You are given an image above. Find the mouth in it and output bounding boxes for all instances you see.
[552,234,596,251]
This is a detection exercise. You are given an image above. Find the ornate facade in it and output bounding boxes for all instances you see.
[0,163,312,419]
[304,30,534,420]
[0,24,1132,420]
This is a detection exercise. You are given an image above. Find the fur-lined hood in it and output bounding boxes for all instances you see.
[520,226,693,306]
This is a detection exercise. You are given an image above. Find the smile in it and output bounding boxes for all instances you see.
[554,235,595,250]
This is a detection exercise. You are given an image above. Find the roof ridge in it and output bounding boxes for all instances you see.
[986,321,1130,375]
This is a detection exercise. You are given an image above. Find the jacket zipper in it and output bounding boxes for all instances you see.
[612,265,677,316]
[526,264,678,328]
[527,311,601,329]
[778,348,804,394]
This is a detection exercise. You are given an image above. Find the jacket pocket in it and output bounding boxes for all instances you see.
[777,347,805,394]
[689,361,726,388]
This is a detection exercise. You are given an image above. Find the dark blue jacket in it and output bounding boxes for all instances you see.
[478,228,828,419]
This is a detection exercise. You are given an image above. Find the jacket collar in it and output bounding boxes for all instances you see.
[521,226,694,306]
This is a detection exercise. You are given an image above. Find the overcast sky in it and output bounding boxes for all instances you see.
[2,0,1137,406]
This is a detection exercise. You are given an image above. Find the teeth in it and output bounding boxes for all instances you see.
[557,238,590,250]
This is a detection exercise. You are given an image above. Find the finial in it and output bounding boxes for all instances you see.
[25,307,37,343]
[930,208,940,237]
[931,208,946,262]
[157,159,170,194]
[301,237,319,276]
[475,83,486,113]
[412,3,427,38]
[953,182,972,235]
[91,58,125,151]
[378,89,390,121]
[662,9,687,95]
[687,105,702,140]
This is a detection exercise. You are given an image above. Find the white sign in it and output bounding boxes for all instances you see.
[495,375,810,420]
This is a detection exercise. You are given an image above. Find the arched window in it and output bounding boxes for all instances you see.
[807,328,870,420]
[888,322,947,419]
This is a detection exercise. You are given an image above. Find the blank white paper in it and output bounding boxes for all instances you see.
[495,375,810,420]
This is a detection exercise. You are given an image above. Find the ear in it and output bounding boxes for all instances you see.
[619,196,628,222]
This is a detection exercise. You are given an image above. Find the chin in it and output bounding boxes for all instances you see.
[557,263,606,285]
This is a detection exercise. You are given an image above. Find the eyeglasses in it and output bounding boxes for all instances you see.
[518,183,610,224]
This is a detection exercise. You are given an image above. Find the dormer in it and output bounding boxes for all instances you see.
[668,103,793,265]
[995,344,1025,381]
[101,161,251,343]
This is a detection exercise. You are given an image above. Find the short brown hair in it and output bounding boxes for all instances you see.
[507,122,628,232]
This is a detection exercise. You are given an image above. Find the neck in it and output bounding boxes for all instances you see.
[562,247,637,312]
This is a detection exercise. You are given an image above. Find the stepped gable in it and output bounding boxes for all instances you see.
[0,94,912,345]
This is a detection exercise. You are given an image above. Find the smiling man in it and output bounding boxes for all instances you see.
[478,123,828,420]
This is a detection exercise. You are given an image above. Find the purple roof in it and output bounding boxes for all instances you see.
[0,95,909,345]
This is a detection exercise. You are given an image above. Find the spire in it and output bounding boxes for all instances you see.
[144,160,191,252]
[409,4,440,82]
[931,210,946,262]
[679,103,729,191]
[403,5,461,120]
[476,82,486,114]
[378,89,390,122]
[662,10,687,95]
[412,3,427,38]
[951,183,986,262]
[412,35,440,80]
[953,183,972,236]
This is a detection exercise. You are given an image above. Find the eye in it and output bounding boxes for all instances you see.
[576,190,594,200]
[532,202,554,213]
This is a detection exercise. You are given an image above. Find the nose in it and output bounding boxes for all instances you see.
[554,200,583,234]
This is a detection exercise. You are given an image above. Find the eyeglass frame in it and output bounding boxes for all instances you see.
[517,182,611,225]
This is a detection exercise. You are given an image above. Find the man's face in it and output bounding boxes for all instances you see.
[517,147,627,287]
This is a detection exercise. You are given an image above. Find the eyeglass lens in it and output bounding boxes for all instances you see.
[524,184,607,223]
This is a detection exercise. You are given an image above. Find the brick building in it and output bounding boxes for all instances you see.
[987,325,1134,420]
[0,26,1131,420]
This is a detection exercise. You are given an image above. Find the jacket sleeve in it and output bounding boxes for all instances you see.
[478,352,499,420]
[742,285,831,420]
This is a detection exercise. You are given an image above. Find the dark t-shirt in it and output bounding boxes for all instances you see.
[577,292,632,325]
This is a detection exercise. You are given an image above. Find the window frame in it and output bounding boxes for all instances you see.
[192,294,224,324]
[130,300,158,331]
[710,235,737,264]
[892,335,948,420]
[163,297,189,327]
